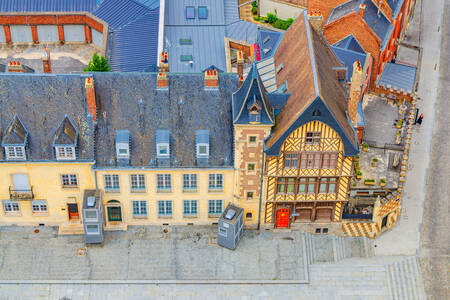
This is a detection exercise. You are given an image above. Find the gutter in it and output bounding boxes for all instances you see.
[257,144,265,230]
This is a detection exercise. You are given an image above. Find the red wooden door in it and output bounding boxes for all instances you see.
[276,208,290,228]
[68,203,79,220]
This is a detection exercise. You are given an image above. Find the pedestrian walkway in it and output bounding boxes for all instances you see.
[373,0,445,257]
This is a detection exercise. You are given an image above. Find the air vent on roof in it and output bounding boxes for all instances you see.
[263,47,272,55]
[263,36,270,44]
[186,6,195,19]
[198,6,208,19]
[87,196,96,207]
[225,209,236,220]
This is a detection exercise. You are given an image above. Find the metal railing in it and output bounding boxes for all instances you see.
[9,186,34,200]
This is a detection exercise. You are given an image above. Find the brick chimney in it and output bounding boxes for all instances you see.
[157,72,168,89]
[85,77,97,121]
[159,52,169,72]
[205,68,218,89]
[359,4,366,18]
[237,51,244,88]
[7,60,23,72]
[42,47,52,73]
[308,10,323,32]
[348,60,363,127]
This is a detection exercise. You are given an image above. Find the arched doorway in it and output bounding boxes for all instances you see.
[106,200,122,223]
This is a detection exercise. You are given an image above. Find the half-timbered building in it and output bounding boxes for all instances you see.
[259,12,359,231]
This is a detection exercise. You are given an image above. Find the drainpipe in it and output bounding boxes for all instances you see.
[94,169,98,190]
[257,145,265,231]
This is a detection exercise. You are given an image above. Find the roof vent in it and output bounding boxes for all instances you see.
[225,209,236,220]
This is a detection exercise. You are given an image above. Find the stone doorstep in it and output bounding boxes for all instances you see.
[58,223,84,235]
[104,223,128,232]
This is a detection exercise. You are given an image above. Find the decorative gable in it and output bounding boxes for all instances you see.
[53,116,78,161]
[2,114,28,160]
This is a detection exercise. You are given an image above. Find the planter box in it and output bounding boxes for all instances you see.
[364,180,375,186]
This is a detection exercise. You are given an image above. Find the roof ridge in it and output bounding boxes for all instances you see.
[304,12,320,97]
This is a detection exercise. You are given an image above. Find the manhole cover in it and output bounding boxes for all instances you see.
[76,248,87,256]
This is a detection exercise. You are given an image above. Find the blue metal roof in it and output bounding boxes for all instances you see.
[331,35,367,81]
[109,9,159,72]
[0,0,97,12]
[165,0,226,26]
[356,100,366,127]
[377,62,416,93]
[226,21,259,44]
[94,0,152,30]
[363,0,391,41]
[326,0,360,24]
[258,29,284,60]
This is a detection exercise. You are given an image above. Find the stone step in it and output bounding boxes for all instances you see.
[385,257,426,300]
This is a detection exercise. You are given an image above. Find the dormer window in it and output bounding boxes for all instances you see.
[2,114,29,161]
[115,130,130,160]
[56,146,75,160]
[156,130,170,158]
[5,146,25,160]
[196,130,209,159]
[248,96,262,123]
[53,116,78,161]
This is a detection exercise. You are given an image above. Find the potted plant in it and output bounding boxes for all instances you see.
[364,179,375,186]
[362,144,369,152]
[395,132,402,144]
[354,161,360,170]
[380,178,386,187]
[356,171,362,180]
[355,154,360,162]
[371,158,378,168]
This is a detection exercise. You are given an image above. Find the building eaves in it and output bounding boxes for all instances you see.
[0,0,97,12]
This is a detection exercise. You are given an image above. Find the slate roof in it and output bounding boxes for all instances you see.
[2,115,28,146]
[92,72,239,168]
[363,0,391,42]
[326,0,361,24]
[0,74,95,161]
[232,63,289,125]
[93,0,160,72]
[53,116,78,146]
[258,30,284,60]
[164,0,259,72]
[0,0,97,12]
[267,12,358,156]
[376,62,416,93]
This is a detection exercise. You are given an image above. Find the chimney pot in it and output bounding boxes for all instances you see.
[359,4,366,18]
[205,67,219,89]
[159,51,169,72]
[157,72,168,89]
[7,60,24,72]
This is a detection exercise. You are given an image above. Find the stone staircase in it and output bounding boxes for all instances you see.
[385,256,426,300]
[303,232,374,264]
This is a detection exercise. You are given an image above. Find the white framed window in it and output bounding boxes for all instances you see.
[183,174,197,191]
[84,210,98,221]
[104,174,120,191]
[158,200,172,216]
[305,132,321,144]
[86,224,99,235]
[56,146,75,160]
[157,174,171,191]
[31,200,47,212]
[183,200,198,216]
[208,200,222,215]
[5,146,25,160]
[130,174,146,192]
[196,143,209,158]
[117,147,129,158]
[132,200,147,216]
[157,143,170,158]
[208,174,223,191]
[61,174,78,187]
[3,200,20,212]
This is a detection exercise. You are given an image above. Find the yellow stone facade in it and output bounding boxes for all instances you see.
[0,162,95,230]
[263,120,353,226]
[96,169,235,228]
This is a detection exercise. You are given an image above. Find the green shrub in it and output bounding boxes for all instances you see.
[252,6,257,15]
[380,178,386,183]
[362,143,369,148]
[267,13,277,24]
[252,1,257,8]
[253,15,260,21]
[356,171,362,176]
[84,53,110,72]
[372,158,378,162]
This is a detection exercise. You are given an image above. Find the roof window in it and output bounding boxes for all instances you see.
[186,6,195,19]
[115,130,130,160]
[181,55,193,62]
[156,130,170,158]
[180,38,192,45]
[196,130,209,159]
[198,6,208,19]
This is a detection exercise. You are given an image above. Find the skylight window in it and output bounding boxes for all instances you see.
[198,6,208,19]
[186,6,195,19]
[181,55,193,62]
[180,38,192,45]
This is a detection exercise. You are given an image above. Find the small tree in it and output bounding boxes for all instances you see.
[84,53,110,72]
